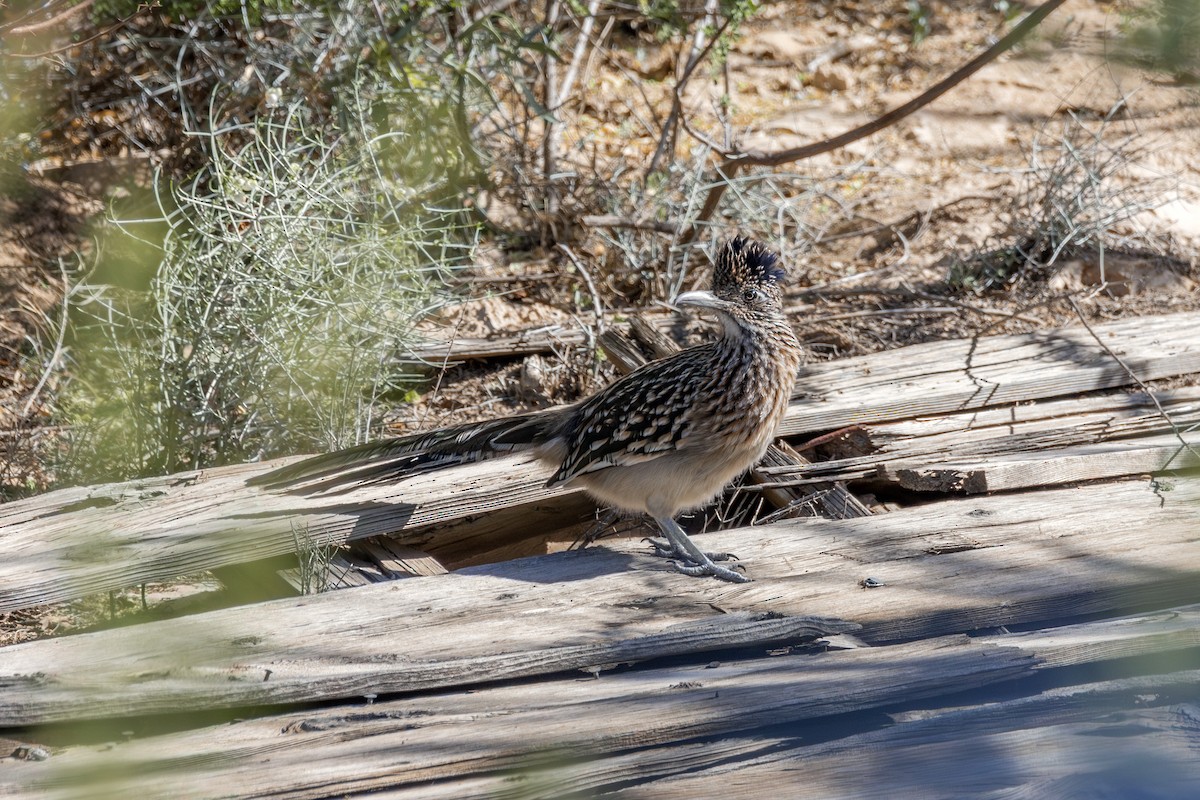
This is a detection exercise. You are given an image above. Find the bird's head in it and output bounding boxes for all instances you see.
[673,237,787,334]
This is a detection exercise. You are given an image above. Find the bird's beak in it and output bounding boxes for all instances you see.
[672,290,724,311]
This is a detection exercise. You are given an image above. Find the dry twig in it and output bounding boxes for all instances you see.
[1067,296,1200,466]
[679,0,1070,244]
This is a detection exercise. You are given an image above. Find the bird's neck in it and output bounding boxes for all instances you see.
[717,312,802,364]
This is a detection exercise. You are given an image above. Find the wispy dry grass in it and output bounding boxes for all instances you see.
[59,83,476,483]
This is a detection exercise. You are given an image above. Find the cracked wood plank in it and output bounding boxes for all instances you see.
[761,386,1200,487]
[1,312,1198,613]
[1,477,1198,726]
[887,430,1200,493]
[605,671,1200,800]
[7,608,1200,800]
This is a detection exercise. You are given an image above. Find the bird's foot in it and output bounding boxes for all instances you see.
[640,538,749,582]
[672,557,751,584]
[642,537,738,563]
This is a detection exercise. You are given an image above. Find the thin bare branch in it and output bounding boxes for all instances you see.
[2,0,94,35]
[680,0,1069,243]
[580,215,683,234]
[556,0,601,106]
[558,244,606,335]
[799,286,1043,325]
[646,0,729,177]
[1067,296,1200,466]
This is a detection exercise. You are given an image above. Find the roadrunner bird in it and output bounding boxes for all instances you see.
[250,236,803,582]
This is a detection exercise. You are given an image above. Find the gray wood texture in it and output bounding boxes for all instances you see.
[606,673,1200,800]
[889,430,1200,492]
[6,608,1198,800]
[3,312,1198,614]
[778,311,1200,435]
[2,477,1198,728]
[761,386,1200,489]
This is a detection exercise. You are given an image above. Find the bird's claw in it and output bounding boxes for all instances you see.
[642,536,674,558]
[642,537,738,563]
[641,538,750,582]
[671,559,751,583]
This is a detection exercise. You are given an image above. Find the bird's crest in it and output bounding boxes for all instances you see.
[714,236,786,288]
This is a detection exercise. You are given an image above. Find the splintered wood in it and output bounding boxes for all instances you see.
[759,386,1200,493]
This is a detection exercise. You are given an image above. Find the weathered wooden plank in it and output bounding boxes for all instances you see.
[411,328,590,364]
[0,607,856,726]
[409,310,676,364]
[780,311,1200,435]
[605,673,1200,800]
[2,478,1198,726]
[974,605,1200,668]
[0,455,595,612]
[8,608,1200,800]
[889,431,1200,493]
[757,386,1200,487]
[1,313,1198,614]
[372,623,1200,800]
[866,385,1200,443]
[1,638,1029,800]
[392,678,1200,800]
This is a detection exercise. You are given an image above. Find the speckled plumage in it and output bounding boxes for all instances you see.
[250,236,803,581]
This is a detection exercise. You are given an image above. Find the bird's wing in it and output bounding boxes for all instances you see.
[547,347,711,486]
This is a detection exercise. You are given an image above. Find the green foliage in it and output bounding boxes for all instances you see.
[906,1,931,46]
[59,82,476,483]
[38,0,585,483]
[992,1,1024,23]
[1117,0,1200,78]
[711,0,761,66]
[636,0,760,46]
[92,0,296,25]
[638,0,690,36]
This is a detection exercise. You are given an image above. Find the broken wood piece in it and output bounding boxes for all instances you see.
[359,539,448,578]
[3,477,1197,726]
[411,309,678,365]
[596,326,650,374]
[887,431,1200,494]
[598,313,682,373]
[628,313,680,359]
[9,605,1200,800]
[750,440,872,520]
[759,387,1200,488]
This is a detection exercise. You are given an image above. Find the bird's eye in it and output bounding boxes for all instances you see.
[743,288,759,304]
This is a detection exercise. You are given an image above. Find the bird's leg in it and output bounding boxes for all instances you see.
[649,517,750,583]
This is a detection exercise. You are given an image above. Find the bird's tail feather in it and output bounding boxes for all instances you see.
[247,409,561,492]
